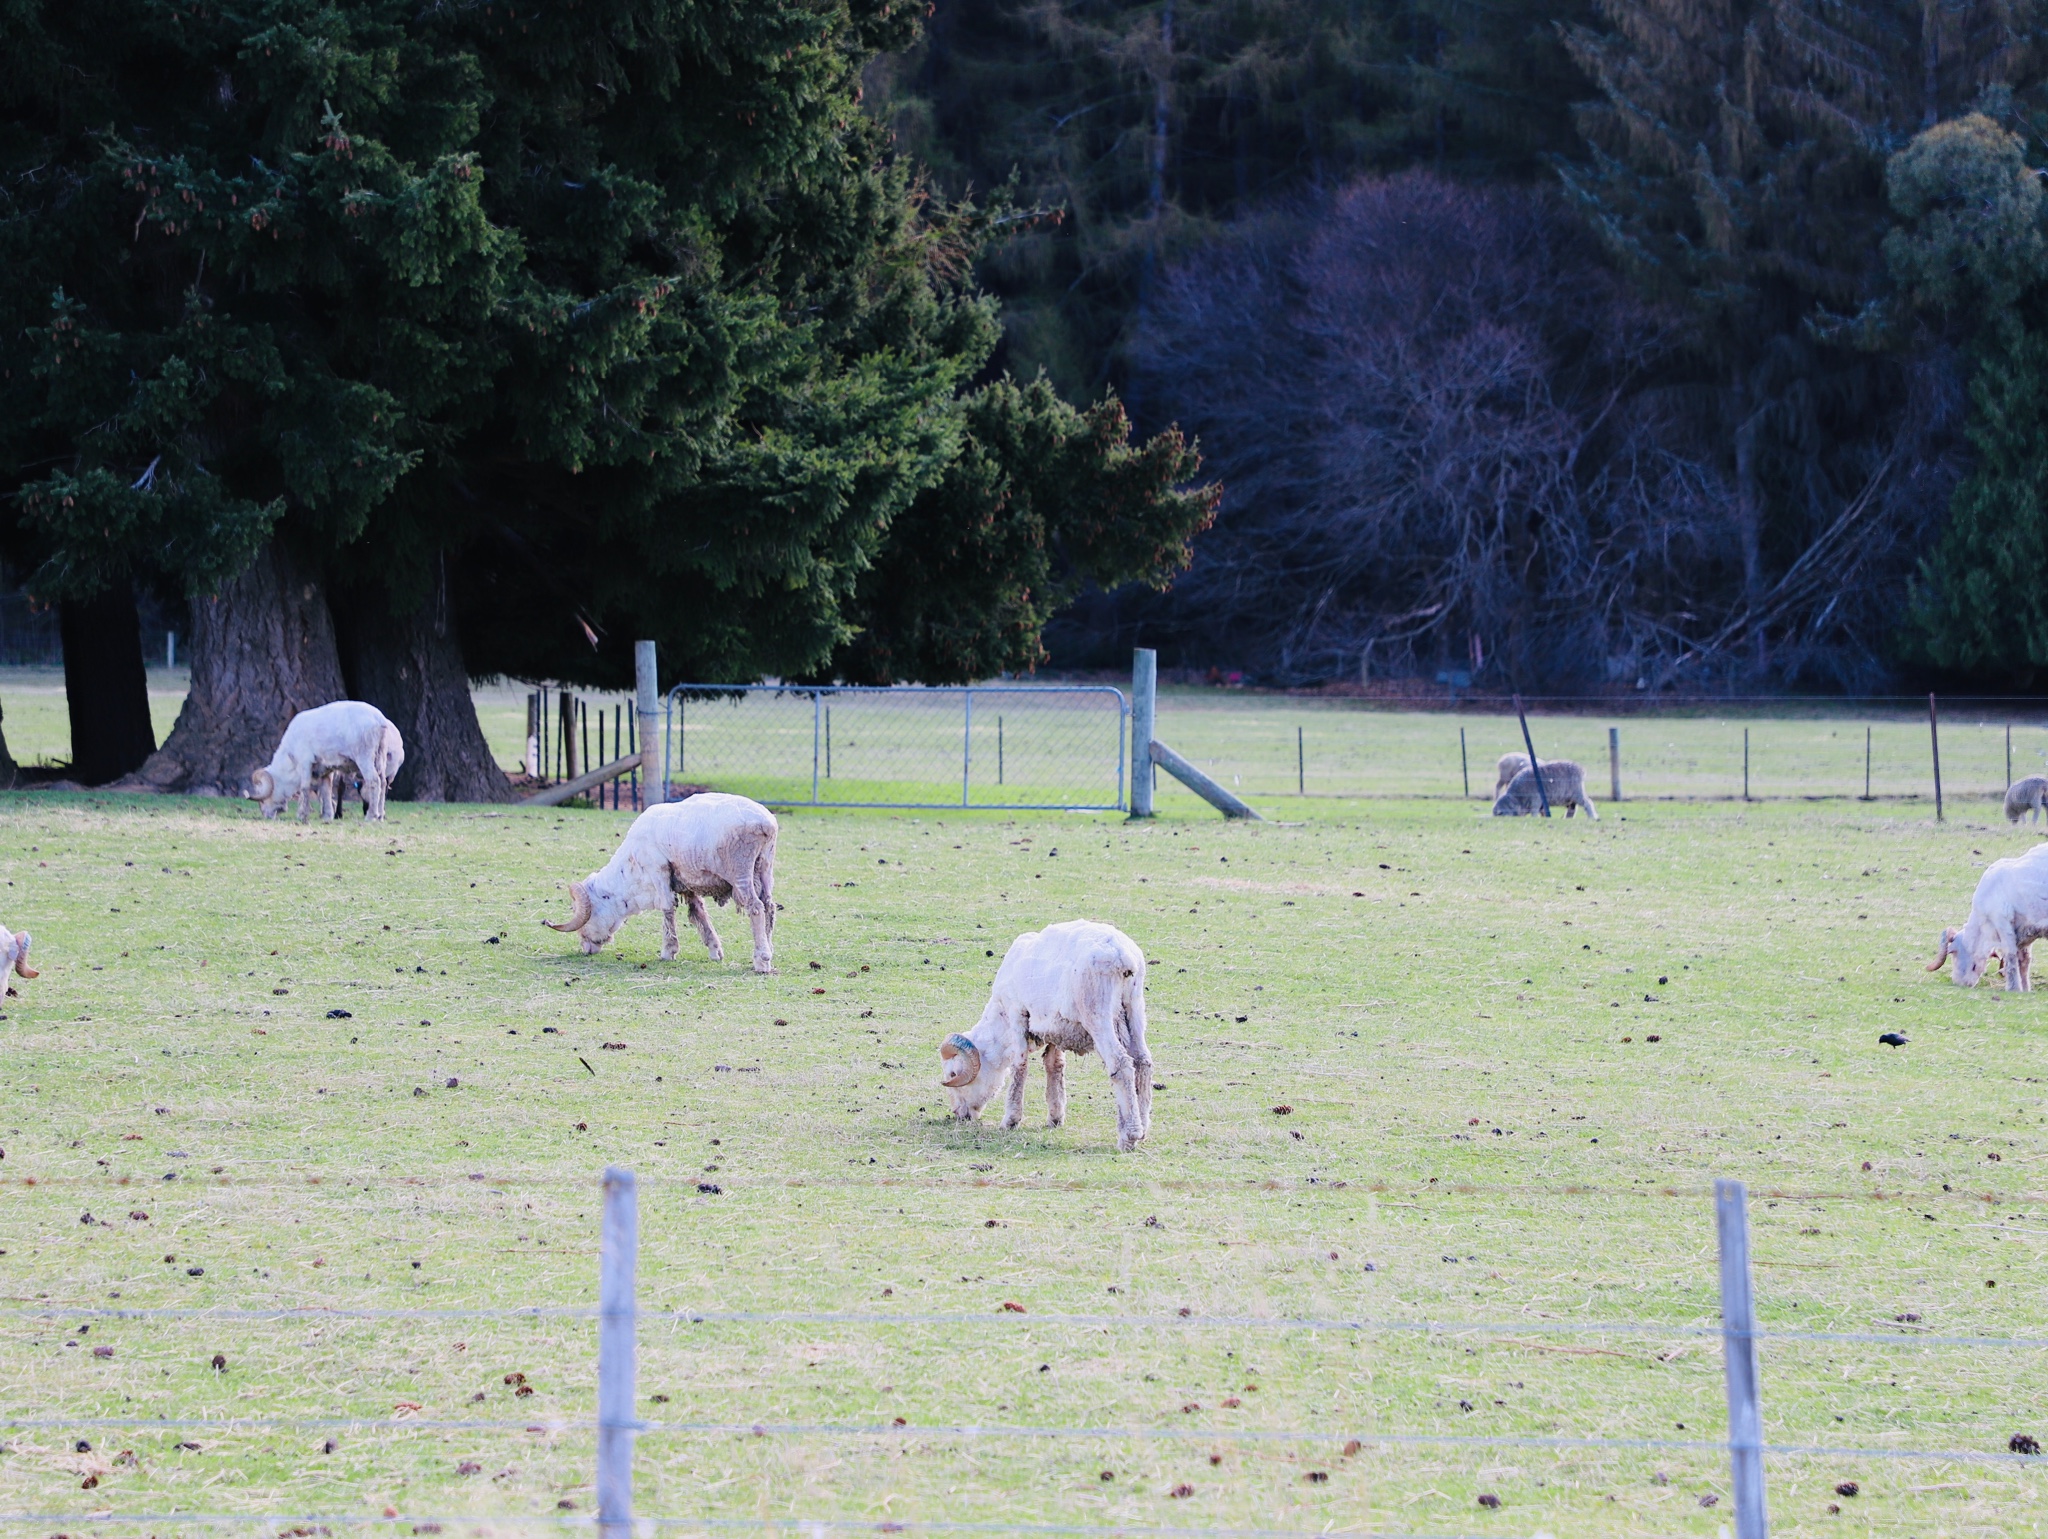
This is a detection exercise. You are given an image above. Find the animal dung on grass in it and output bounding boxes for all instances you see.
[1477,1494,1501,1509]
[1272,1104,1293,1115]
[327,1009,351,1019]
[2011,1433,2041,1455]
[1835,1481,1859,1497]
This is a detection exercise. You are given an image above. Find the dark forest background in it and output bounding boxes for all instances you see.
[869,0,2048,693]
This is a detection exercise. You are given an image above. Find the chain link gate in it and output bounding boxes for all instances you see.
[663,684,1128,811]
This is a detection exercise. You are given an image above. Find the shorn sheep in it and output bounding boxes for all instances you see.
[1493,752,1530,799]
[938,920,1153,1152]
[0,920,36,1005]
[251,702,405,823]
[2006,775,2048,824]
[1492,760,1599,819]
[1930,842,2048,990]
[545,793,778,973]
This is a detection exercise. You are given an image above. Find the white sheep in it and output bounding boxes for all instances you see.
[544,793,777,973]
[0,921,36,1005]
[1494,751,1530,799]
[251,703,405,822]
[1929,842,2048,990]
[938,920,1153,1152]
[1492,759,1599,819]
[2006,776,2048,824]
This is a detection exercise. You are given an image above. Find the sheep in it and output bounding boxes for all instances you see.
[937,920,1153,1152]
[2006,775,2048,824]
[1492,759,1599,819]
[1929,842,2048,990]
[0,921,36,1004]
[251,702,405,823]
[1494,751,1530,799]
[544,793,777,973]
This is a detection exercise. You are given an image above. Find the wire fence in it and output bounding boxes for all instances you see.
[1134,694,2048,807]
[662,685,1128,811]
[7,1172,2043,1538]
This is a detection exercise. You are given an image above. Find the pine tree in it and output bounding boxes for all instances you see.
[1889,114,2048,675]
[2,0,1215,795]
[1558,0,2045,679]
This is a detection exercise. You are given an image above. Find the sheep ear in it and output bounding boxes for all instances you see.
[1927,927,1957,972]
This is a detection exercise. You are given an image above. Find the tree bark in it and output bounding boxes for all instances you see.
[121,539,347,796]
[335,571,513,804]
[60,576,157,785]
[0,701,18,790]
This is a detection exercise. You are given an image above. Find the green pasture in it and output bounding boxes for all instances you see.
[0,777,2044,1537]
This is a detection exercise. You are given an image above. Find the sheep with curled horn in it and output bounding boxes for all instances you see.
[1492,759,1599,819]
[1929,841,2048,991]
[939,920,1153,1152]
[544,793,778,972]
[0,920,37,1003]
[250,701,404,822]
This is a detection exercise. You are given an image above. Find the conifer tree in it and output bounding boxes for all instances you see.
[1,0,1216,795]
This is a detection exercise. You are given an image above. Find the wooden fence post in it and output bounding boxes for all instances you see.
[1716,1178,1770,1539]
[1131,649,1157,818]
[596,1166,638,1539]
[635,642,663,808]
[1609,726,1621,803]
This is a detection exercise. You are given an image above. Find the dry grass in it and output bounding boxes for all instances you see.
[0,788,2043,1536]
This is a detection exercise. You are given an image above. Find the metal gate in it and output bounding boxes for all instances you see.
[663,684,1128,811]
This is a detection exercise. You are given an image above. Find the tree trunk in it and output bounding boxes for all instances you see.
[121,539,347,796]
[335,571,512,804]
[0,701,18,790]
[60,576,157,785]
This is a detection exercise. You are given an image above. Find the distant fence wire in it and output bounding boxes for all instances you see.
[4,1173,2042,1539]
[1135,692,2048,806]
[662,685,1128,812]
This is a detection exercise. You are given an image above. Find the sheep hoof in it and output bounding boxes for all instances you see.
[751,958,772,975]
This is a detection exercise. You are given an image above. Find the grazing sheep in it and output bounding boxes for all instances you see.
[938,920,1153,1152]
[0,921,36,1004]
[1929,842,2048,990]
[1494,751,1530,799]
[2006,776,2048,824]
[1492,760,1599,819]
[544,793,777,972]
[251,702,405,823]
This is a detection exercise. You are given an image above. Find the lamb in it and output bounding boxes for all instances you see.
[544,793,777,973]
[0,921,37,1004]
[251,703,405,823]
[1492,759,1599,819]
[1494,751,1530,799]
[937,920,1153,1152]
[2006,775,2048,824]
[1929,842,2048,990]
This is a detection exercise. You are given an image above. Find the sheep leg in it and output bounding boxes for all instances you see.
[365,774,387,823]
[731,865,773,974]
[1043,1045,1067,1128]
[1124,1009,1154,1139]
[1105,1057,1145,1153]
[1002,1049,1030,1130]
[2022,942,2034,992]
[683,892,722,962]
[660,902,680,962]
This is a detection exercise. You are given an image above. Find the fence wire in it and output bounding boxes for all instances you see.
[662,685,1126,811]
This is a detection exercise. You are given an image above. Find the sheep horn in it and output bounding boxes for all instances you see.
[939,1032,981,1088]
[12,933,34,979]
[1927,927,1957,972]
[250,768,274,801]
[545,880,593,933]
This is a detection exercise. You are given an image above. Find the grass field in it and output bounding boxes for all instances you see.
[1,774,2045,1537]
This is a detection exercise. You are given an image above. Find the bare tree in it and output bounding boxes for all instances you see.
[1129,170,1965,690]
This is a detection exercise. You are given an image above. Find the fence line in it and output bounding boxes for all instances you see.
[11,1305,2046,1351]
[15,1172,2048,1537]
[0,1518,1494,1539]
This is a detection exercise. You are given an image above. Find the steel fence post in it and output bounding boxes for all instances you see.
[1716,1178,1769,1539]
[1460,727,1469,799]
[962,689,973,808]
[812,690,822,805]
[1131,649,1157,818]
[1929,693,1944,822]
[596,1166,638,1539]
